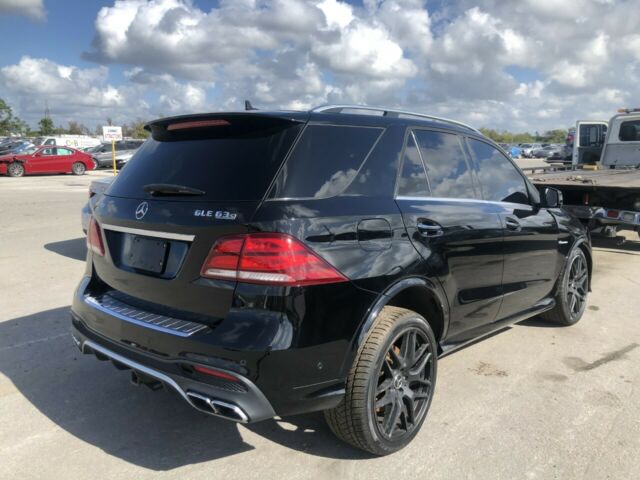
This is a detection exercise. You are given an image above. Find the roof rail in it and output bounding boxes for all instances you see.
[311,104,482,134]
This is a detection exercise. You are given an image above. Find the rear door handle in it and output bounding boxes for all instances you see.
[417,221,444,238]
[505,217,521,231]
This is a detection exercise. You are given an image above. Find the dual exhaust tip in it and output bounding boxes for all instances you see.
[77,335,250,423]
[186,392,249,423]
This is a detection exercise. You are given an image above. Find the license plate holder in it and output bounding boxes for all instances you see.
[124,235,168,273]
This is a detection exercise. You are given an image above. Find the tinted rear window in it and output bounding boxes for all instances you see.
[268,125,383,199]
[107,120,302,202]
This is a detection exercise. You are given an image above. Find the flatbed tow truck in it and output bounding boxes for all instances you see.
[521,108,640,240]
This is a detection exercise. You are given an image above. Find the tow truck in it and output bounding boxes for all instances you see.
[522,108,640,239]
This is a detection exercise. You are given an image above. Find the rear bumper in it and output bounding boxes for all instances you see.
[71,318,276,423]
[70,273,363,419]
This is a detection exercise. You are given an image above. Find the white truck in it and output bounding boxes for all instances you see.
[33,135,101,149]
[523,108,640,238]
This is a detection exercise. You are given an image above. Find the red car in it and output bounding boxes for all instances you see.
[0,145,95,177]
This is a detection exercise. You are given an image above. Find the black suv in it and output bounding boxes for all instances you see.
[72,105,592,455]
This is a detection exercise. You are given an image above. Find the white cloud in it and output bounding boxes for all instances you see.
[3,0,640,133]
[0,0,45,20]
[0,57,208,127]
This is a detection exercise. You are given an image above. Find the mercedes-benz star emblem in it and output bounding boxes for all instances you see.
[135,201,149,220]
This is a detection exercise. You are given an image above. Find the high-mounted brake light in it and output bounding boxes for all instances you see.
[87,216,105,256]
[167,119,230,131]
[200,233,348,286]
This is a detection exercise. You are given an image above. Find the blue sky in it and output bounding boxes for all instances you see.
[0,0,638,131]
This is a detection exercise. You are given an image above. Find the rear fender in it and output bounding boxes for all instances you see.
[341,277,450,377]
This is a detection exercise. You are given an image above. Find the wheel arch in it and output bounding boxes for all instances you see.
[343,277,450,377]
[575,238,593,291]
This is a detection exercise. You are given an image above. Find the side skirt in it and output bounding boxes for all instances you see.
[438,298,556,357]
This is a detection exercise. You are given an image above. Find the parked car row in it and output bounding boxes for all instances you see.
[0,135,146,177]
[87,140,144,169]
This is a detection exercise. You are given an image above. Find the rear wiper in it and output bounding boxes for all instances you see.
[143,183,206,196]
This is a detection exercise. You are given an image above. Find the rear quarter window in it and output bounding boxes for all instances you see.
[268,125,383,200]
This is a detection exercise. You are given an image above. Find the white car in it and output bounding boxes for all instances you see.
[34,135,101,149]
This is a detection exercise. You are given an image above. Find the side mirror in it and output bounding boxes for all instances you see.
[543,187,563,208]
[34,153,41,157]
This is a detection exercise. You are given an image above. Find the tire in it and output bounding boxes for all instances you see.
[324,306,437,456]
[540,247,589,326]
[72,162,86,175]
[7,162,24,177]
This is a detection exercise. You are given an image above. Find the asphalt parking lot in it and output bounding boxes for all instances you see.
[1,172,639,479]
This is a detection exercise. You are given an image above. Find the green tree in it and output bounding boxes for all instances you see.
[38,117,54,135]
[0,98,29,136]
[125,119,149,139]
[66,121,89,135]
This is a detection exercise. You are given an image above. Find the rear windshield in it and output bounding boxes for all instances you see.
[107,119,302,202]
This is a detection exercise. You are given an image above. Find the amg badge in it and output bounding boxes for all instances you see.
[194,209,238,220]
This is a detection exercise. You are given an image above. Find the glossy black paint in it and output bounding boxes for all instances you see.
[71,110,592,420]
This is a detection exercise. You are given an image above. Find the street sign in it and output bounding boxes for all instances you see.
[102,126,123,142]
[102,126,123,175]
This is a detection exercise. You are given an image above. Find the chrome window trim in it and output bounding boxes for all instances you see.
[101,223,195,242]
[395,195,533,211]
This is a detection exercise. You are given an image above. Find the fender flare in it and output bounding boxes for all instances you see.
[342,277,450,377]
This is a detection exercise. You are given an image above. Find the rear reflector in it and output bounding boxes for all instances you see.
[193,364,239,382]
[167,119,230,131]
[86,216,105,256]
[607,210,619,218]
[200,233,348,286]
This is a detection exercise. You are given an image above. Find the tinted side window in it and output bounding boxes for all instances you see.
[619,120,640,141]
[269,125,382,199]
[44,139,55,145]
[467,138,529,204]
[413,130,476,199]
[397,133,429,196]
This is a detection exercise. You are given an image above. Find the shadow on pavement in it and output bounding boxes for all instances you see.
[591,234,640,253]
[44,238,87,261]
[0,307,366,471]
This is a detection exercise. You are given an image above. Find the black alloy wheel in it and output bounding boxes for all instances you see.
[565,251,588,320]
[324,307,438,455]
[374,328,434,441]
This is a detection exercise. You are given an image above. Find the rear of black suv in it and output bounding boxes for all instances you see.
[72,108,591,456]
[71,111,396,422]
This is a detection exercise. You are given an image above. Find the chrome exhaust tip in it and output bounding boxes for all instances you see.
[186,391,249,423]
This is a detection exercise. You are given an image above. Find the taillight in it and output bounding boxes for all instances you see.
[200,233,348,286]
[87,216,105,256]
